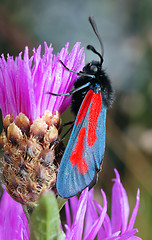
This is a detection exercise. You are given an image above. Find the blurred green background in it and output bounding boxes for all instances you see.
[0,0,152,239]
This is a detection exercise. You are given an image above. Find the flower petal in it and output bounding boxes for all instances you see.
[65,188,88,240]
[94,200,112,238]
[111,169,130,233]
[65,200,71,228]
[127,189,140,231]
[69,195,79,223]
[83,189,107,240]
[117,228,138,240]
[0,186,29,240]
[51,42,85,115]
[83,189,99,237]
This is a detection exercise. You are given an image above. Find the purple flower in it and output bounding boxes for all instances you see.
[0,186,29,240]
[0,42,85,120]
[64,169,141,240]
[0,42,85,205]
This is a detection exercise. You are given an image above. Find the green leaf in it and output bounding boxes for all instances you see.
[29,191,65,240]
[57,196,67,211]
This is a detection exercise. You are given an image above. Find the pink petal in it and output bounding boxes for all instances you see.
[65,200,71,227]
[83,189,107,240]
[69,195,79,222]
[111,169,130,233]
[65,188,88,240]
[94,200,112,238]
[0,186,29,240]
[127,189,140,231]
[84,189,99,237]
[117,228,138,240]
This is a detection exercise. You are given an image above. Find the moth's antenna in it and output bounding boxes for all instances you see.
[89,16,104,57]
[87,45,103,64]
[87,16,104,64]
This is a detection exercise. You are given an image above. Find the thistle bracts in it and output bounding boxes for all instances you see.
[0,110,64,205]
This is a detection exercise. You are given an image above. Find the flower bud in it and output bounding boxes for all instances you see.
[0,110,64,205]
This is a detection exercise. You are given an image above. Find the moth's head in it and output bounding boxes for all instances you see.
[83,60,102,75]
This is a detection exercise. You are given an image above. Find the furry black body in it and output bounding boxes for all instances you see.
[71,60,114,116]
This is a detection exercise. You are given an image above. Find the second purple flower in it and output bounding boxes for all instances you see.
[64,169,141,240]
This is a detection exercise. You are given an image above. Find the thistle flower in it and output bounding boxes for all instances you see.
[64,169,141,240]
[0,42,84,119]
[0,42,85,205]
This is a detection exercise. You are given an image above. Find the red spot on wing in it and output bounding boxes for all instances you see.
[76,90,93,125]
[69,127,88,174]
[87,92,102,147]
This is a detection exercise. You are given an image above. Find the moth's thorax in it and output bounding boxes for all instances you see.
[71,60,113,115]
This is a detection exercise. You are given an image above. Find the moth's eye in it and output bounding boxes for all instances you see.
[90,65,98,73]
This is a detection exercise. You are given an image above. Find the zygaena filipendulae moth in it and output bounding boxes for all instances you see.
[49,16,114,198]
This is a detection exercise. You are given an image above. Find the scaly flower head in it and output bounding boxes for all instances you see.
[64,169,141,240]
[0,42,85,205]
